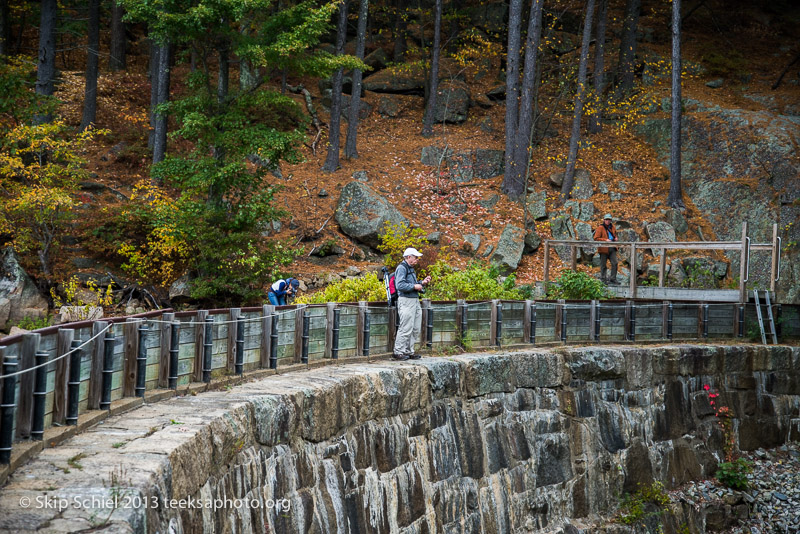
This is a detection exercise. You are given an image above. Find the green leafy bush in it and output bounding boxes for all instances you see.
[294,274,387,304]
[546,270,610,300]
[716,458,752,490]
[618,481,671,525]
[15,315,52,331]
[378,222,429,269]
[424,261,526,300]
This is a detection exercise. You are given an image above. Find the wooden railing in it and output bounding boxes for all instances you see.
[1,296,799,471]
[543,221,783,302]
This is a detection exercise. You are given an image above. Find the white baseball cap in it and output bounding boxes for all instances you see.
[403,247,423,257]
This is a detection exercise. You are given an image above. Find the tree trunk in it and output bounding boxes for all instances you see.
[447,0,460,53]
[588,0,607,134]
[322,0,349,173]
[667,0,685,209]
[217,43,229,106]
[34,0,57,125]
[615,0,640,98]
[0,0,11,56]
[501,0,523,196]
[421,0,442,137]
[392,0,407,62]
[79,0,100,131]
[148,38,159,149]
[109,0,126,71]
[508,0,544,197]
[152,41,171,165]
[560,0,596,203]
[345,0,369,158]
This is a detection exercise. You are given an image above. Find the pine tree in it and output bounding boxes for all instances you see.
[421,0,442,137]
[560,0,596,203]
[345,0,369,158]
[323,0,349,172]
[668,0,685,209]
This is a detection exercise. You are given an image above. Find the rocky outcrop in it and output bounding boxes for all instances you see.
[420,146,505,182]
[1,345,798,533]
[0,247,48,331]
[432,80,470,123]
[491,224,526,273]
[335,181,408,248]
[362,59,464,94]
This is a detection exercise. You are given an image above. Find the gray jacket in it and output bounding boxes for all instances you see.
[394,261,420,298]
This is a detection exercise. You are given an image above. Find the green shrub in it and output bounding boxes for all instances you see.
[15,315,52,331]
[424,261,526,300]
[716,458,752,490]
[378,222,429,269]
[618,481,671,525]
[294,274,387,304]
[546,270,610,300]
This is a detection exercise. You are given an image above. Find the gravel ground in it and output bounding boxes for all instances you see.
[674,443,800,533]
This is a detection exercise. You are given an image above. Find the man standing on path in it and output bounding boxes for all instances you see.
[393,248,431,361]
[594,213,619,284]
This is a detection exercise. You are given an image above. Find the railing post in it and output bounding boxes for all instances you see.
[426,305,434,349]
[594,300,601,341]
[31,350,48,441]
[67,339,82,426]
[363,308,371,357]
[158,313,174,389]
[331,308,341,360]
[18,334,38,438]
[495,302,502,348]
[228,308,241,374]
[53,329,75,425]
[739,221,749,303]
[421,299,431,351]
[235,316,245,375]
[261,304,274,368]
[702,304,709,339]
[490,299,499,347]
[770,223,779,293]
[560,301,567,343]
[629,302,637,342]
[668,302,674,340]
[203,316,213,383]
[629,243,637,298]
[269,314,279,369]
[302,311,310,363]
[738,304,745,338]
[168,322,179,389]
[460,301,469,346]
[0,356,18,464]
[529,301,537,345]
[101,328,116,408]
[135,323,148,397]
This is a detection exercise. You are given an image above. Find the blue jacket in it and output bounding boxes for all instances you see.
[270,279,293,298]
[394,261,420,298]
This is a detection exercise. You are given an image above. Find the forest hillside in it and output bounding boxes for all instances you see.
[0,0,798,331]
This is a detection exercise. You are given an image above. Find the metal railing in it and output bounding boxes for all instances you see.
[1,297,798,466]
[543,221,783,303]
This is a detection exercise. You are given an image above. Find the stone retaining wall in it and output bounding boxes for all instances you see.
[0,344,798,533]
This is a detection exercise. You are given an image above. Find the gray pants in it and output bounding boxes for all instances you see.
[600,248,618,281]
[394,296,421,355]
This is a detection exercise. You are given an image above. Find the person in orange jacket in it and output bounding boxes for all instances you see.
[593,213,619,284]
